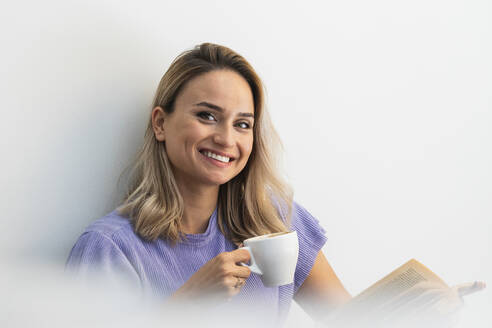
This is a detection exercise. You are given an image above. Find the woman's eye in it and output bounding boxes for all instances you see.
[197,112,216,121]
[236,122,251,129]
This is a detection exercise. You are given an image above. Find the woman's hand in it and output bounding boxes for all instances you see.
[373,281,484,327]
[452,281,486,298]
[324,281,486,328]
[169,248,252,305]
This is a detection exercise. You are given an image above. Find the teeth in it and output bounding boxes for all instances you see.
[204,151,230,163]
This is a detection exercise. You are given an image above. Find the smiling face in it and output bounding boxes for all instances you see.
[152,69,255,188]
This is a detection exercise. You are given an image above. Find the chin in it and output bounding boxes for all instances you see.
[214,178,233,186]
[204,175,235,186]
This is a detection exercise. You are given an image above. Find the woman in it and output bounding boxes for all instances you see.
[66,42,351,326]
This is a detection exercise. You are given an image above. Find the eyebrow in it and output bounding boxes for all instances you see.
[194,101,254,118]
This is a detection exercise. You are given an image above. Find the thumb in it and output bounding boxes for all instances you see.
[452,281,486,298]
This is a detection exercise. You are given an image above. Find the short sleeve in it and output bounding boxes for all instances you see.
[65,231,142,293]
[290,202,327,294]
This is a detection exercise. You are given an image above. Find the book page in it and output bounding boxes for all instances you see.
[351,259,448,308]
[323,259,453,327]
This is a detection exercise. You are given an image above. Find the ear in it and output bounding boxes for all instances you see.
[152,106,167,142]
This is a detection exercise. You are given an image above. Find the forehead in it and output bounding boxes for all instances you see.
[176,70,255,113]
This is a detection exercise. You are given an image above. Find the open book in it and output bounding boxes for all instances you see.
[322,259,485,328]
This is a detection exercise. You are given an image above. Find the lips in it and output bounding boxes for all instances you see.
[198,149,234,168]
[198,148,236,161]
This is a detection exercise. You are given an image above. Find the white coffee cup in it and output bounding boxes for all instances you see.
[240,231,299,287]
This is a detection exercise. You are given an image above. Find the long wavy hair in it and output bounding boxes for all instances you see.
[117,42,293,245]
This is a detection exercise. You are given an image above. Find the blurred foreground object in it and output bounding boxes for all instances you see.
[1,258,163,328]
[2,258,289,328]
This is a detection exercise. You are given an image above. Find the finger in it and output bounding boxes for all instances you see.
[231,265,252,278]
[228,285,241,298]
[238,277,246,287]
[225,277,243,297]
[453,281,486,297]
[230,276,246,290]
[230,248,251,263]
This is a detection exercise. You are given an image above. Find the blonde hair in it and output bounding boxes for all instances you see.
[117,43,292,245]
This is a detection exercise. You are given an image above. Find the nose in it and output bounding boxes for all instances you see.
[213,124,235,148]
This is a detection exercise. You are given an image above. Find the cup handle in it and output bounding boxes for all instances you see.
[239,246,262,275]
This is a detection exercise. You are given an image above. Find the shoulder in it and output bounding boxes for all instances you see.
[289,201,327,245]
[83,210,134,240]
[72,210,141,253]
[271,195,317,222]
[280,201,324,230]
[273,198,327,240]
[291,201,315,219]
[66,211,143,293]
[66,210,143,268]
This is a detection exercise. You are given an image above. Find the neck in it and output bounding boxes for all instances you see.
[175,180,219,234]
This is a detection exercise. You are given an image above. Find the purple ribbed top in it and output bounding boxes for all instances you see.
[66,201,326,326]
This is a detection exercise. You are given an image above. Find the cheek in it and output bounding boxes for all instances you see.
[167,123,204,150]
[241,136,254,158]
[185,121,209,140]
[163,137,180,165]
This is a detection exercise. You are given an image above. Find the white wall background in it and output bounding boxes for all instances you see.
[1,0,490,327]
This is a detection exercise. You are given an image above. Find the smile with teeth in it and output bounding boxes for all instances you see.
[200,150,232,163]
